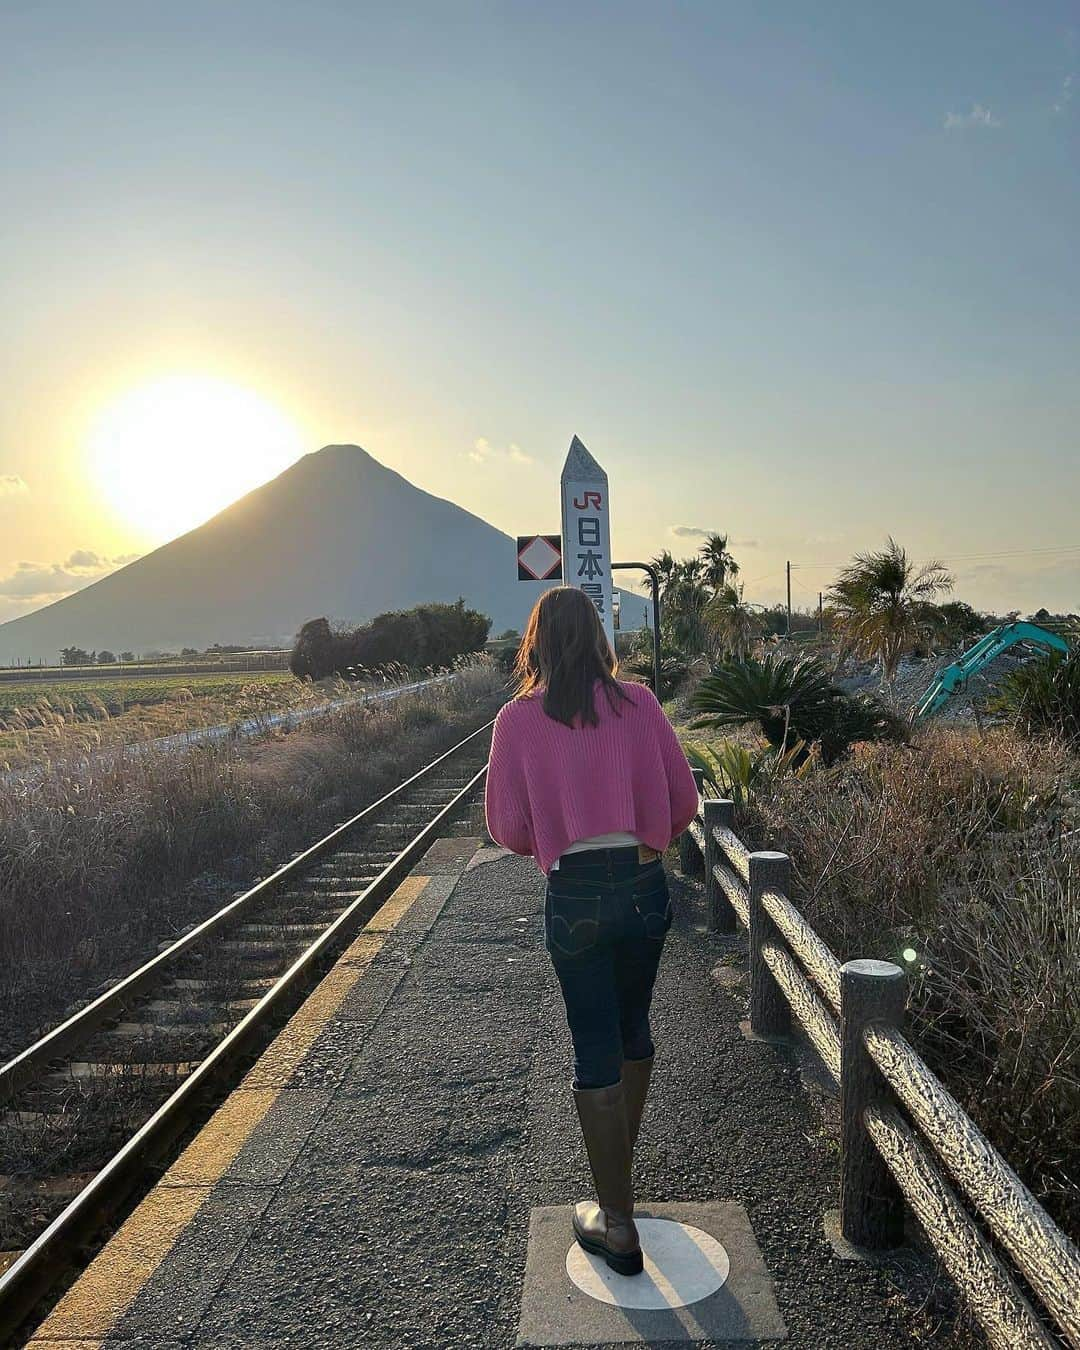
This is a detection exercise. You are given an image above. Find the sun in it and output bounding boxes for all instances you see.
[88,374,307,541]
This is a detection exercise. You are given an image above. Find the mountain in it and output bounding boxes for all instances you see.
[0,445,647,661]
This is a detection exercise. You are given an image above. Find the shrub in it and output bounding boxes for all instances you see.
[290,600,491,681]
[690,653,905,764]
[290,617,338,680]
[621,642,689,701]
[992,650,1080,745]
[685,738,812,809]
[742,725,1080,1240]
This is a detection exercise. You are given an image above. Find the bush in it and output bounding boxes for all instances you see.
[290,618,338,680]
[290,600,491,681]
[742,725,1080,1241]
[690,652,905,764]
[685,737,811,808]
[621,642,689,701]
[992,650,1080,744]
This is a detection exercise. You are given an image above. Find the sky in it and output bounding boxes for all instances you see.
[2,0,1078,624]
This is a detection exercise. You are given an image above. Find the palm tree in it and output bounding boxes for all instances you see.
[827,538,953,680]
[663,558,712,652]
[704,584,761,660]
[646,550,677,601]
[699,533,740,592]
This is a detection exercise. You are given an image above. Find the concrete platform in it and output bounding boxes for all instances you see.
[24,843,950,1349]
[518,1203,786,1345]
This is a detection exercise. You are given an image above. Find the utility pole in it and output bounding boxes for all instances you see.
[818,592,823,635]
[786,561,792,637]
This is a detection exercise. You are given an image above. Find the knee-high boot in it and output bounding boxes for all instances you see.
[621,1053,654,1152]
[571,1080,643,1276]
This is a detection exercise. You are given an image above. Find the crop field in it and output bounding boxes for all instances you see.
[0,671,306,768]
[0,670,294,718]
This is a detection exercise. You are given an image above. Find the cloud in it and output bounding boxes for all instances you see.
[1053,73,1074,115]
[0,550,141,602]
[944,103,1002,130]
[64,549,103,570]
[0,562,93,600]
[0,474,29,497]
[467,437,533,466]
[668,527,758,547]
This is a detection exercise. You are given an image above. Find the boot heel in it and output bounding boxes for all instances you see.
[604,1246,644,1277]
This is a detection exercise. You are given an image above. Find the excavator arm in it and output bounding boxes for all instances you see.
[915,622,1071,719]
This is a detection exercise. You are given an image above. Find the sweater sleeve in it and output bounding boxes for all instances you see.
[642,687,699,837]
[484,704,535,857]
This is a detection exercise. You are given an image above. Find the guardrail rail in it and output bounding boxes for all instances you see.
[677,769,1080,1350]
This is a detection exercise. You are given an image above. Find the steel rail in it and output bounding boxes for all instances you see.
[0,718,494,1105]
[0,754,491,1341]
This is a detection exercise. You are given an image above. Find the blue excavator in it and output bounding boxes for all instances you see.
[915,622,1071,719]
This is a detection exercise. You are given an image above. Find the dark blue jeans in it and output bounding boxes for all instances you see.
[544,846,673,1090]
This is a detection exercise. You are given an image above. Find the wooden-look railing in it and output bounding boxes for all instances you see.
[677,771,1080,1350]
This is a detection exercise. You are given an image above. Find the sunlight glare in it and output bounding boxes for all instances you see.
[88,375,306,541]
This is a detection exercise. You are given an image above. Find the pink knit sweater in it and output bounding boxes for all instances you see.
[484,679,699,874]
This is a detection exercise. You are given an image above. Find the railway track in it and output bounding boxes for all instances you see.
[0,718,494,1341]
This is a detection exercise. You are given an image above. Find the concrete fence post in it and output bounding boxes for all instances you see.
[678,769,706,876]
[748,851,791,1038]
[703,798,737,934]
[839,959,906,1249]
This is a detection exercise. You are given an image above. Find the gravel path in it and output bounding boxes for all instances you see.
[99,846,958,1348]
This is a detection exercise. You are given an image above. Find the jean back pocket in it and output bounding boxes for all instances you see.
[545,887,603,960]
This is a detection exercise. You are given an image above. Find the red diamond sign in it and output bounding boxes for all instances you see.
[517,534,562,581]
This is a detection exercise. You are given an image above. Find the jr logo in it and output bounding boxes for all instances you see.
[573,491,603,510]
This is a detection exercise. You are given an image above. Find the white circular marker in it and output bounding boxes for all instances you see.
[565,1218,730,1309]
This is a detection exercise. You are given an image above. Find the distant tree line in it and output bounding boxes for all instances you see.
[60,647,131,666]
[290,599,491,681]
[51,643,286,668]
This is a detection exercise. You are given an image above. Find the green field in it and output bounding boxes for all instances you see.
[0,670,295,721]
[0,671,308,766]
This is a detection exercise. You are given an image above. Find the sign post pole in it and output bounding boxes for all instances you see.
[560,436,614,650]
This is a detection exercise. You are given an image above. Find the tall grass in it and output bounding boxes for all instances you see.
[0,660,505,1059]
[741,724,1080,1240]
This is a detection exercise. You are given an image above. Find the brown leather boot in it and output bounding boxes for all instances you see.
[571,1080,643,1276]
[622,1054,654,1152]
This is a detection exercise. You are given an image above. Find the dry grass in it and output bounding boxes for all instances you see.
[739,724,1080,1241]
[0,671,313,769]
[0,660,506,1059]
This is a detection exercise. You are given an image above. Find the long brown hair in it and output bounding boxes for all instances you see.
[514,586,628,727]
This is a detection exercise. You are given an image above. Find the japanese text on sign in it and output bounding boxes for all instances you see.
[561,478,614,646]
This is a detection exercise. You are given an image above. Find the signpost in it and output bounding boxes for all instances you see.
[560,436,614,648]
[514,436,662,697]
